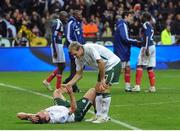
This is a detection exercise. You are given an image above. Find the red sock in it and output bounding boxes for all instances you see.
[56,74,62,89]
[46,68,58,83]
[124,67,130,83]
[136,67,143,85]
[148,70,155,87]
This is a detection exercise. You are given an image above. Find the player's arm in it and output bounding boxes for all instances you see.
[143,23,151,56]
[65,68,83,87]
[66,21,74,43]
[97,59,105,83]
[66,86,77,113]
[51,20,58,58]
[17,112,39,123]
[119,23,141,46]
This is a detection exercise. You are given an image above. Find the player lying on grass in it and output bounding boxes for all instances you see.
[17,86,96,124]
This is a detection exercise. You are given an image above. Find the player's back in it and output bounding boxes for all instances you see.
[142,22,154,47]
[83,43,120,70]
[51,19,64,44]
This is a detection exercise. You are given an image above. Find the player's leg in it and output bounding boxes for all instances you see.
[83,88,96,103]
[64,53,80,92]
[74,89,95,122]
[43,68,58,90]
[53,87,70,106]
[43,43,61,91]
[132,65,143,92]
[147,45,156,92]
[56,62,65,89]
[124,61,132,92]
[132,47,144,92]
[53,86,67,100]
[147,67,156,92]
[93,62,121,123]
[52,44,66,90]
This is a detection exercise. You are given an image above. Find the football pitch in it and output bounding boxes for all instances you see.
[0,70,180,130]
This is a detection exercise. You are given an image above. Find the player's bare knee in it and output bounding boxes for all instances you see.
[83,88,96,101]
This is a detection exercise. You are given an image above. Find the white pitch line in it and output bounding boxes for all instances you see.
[112,101,180,107]
[0,82,141,130]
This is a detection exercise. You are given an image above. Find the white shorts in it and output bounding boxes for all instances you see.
[51,44,65,63]
[137,45,156,67]
[121,61,130,69]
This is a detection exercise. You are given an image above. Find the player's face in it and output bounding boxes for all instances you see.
[71,47,83,58]
[60,15,68,24]
[127,14,134,24]
[74,11,82,21]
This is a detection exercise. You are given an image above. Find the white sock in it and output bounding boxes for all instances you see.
[102,95,111,118]
[125,83,131,88]
[135,85,140,88]
[95,94,103,117]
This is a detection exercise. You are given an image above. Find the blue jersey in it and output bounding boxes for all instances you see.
[113,19,138,61]
[51,19,64,52]
[65,16,84,47]
[141,22,154,48]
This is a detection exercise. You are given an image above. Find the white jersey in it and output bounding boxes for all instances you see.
[76,44,120,71]
[45,105,75,124]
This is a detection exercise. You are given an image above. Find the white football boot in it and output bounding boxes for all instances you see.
[92,116,111,124]
[43,80,53,91]
[131,85,141,92]
[149,86,156,92]
[85,115,98,122]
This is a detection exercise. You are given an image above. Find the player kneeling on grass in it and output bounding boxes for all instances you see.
[17,86,96,124]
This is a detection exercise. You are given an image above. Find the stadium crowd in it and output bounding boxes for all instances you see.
[0,0,179,46]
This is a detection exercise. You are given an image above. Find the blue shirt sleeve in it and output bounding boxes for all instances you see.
[118,23,137,45]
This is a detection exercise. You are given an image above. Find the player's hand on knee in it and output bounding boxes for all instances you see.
[96,83,108,92]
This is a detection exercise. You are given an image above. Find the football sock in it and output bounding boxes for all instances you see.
[125,83,131,88]
[102,93,111,118]
[95,93,103,117]
[136,67,143,85]
[56,74,62,89]
[47,68,58,83]
[124,67,131,85]
[148,69,155,87]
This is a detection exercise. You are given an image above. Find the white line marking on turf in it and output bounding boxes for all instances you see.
[0,82,141,130]
[89,110,140,130]
[112,101,180,107]
[0,82,52,99]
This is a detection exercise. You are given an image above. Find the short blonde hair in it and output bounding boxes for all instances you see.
[69,41,82,52]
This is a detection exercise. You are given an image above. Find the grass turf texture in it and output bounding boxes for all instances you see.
[0,70,180,130]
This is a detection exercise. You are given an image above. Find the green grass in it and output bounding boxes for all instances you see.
[0,70,180,130]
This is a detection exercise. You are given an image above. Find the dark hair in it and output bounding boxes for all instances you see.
[122,11,134,19]
[33,115,49,124]
[141,12,152,23]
